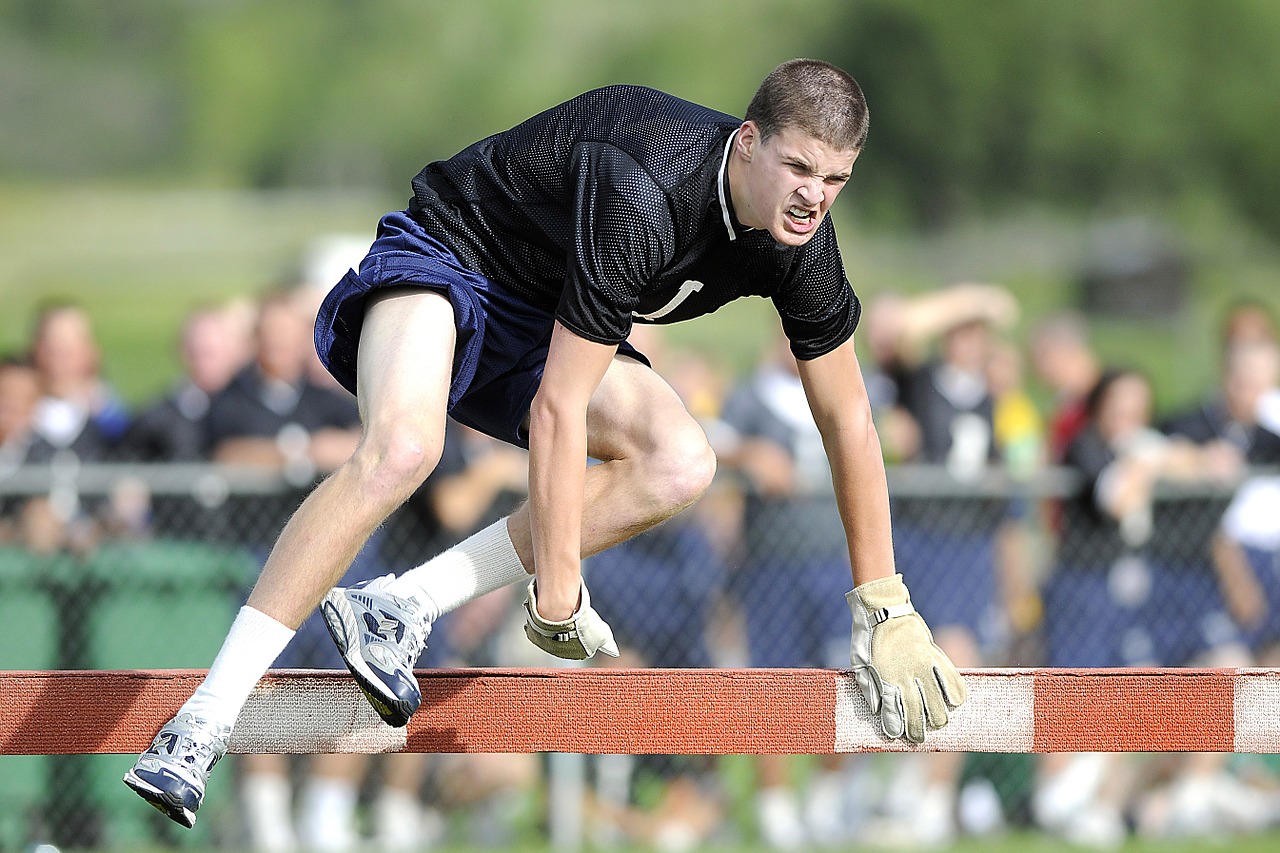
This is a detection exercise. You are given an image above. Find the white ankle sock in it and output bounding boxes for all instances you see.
[180,605,296,730]
[386,519,530,621]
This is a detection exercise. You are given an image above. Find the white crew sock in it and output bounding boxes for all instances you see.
[386,519,530,621]
[180,605,296,730]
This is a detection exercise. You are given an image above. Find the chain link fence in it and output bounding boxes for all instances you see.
[1,461,1279,849]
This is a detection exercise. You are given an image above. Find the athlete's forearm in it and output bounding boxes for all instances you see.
[823,409,897,586]
[525,322,616,621]
[526,395,587,622]
[797,338,896,587]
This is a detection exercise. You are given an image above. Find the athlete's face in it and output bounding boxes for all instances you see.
[731,121,859,247]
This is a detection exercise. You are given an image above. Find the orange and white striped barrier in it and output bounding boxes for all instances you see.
[2,668,1277,755]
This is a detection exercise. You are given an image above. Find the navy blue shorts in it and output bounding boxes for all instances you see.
[315,211,648,448]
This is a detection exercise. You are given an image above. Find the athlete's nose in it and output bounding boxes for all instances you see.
[796,179,823,207]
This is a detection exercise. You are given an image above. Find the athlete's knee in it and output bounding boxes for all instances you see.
[652,423,717,509]
[348,423,443,504]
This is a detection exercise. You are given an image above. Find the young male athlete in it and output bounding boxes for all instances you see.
[125,58,968,828]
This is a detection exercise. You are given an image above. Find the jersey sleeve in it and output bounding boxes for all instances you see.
[555,142,674,344]
[771,219,861,360]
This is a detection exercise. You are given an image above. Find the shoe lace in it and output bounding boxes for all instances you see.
[384,593,429,666]
[158,716,230,771]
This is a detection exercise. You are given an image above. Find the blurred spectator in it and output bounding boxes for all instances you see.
[989,340,1045,482]
[0,356,50,548]
[1218,299,1280,434]
[1217,475,1280,664]
[1209,339,1280,662]
[0,357,42,478]
[29,300,129,454]
[1029,311,1103,463]
[1163,337,1280,673]
[1125,344,1277,840]
[206,289,359,475]
[860,283,1018,462]
[718,333,865,850]
[119,304,250,463]
[1036,367,1261,845]
[21,303,122,554]
[1220,298,1277,349]
[884,310,1011,846]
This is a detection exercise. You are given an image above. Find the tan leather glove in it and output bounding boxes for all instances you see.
[523,578,620,660]
[847,574,967,743]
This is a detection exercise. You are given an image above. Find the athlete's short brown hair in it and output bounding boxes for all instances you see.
[746,58,869,151]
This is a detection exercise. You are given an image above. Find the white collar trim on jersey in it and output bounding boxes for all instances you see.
[717,129,738,242]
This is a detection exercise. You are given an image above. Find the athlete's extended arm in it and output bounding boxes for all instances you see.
[522,320,620,659]
[795,337,895,585]
[797,336,967,743]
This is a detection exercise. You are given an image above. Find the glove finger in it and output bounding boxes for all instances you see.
[854,668,883,715]
[935,658,969,707]
[879,683,906,741]
[578,606,620,658]
[596,623,620,658]
[903,679,927,744]
[920,672,950,730]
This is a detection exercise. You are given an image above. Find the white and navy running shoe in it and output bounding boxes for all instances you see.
[320,574,430,727]
[122,713,231,828]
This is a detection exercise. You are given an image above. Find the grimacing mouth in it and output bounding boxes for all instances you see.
[785,205,817,226]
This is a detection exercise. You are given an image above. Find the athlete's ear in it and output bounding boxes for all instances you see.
[736,121,759,161]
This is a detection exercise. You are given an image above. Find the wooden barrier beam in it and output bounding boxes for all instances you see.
[2,668,1277,755]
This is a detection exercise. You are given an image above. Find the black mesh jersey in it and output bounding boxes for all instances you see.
[407,85,859,359]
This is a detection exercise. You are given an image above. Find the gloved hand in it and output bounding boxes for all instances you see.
[523,578,620,660]
[847,573,967,743]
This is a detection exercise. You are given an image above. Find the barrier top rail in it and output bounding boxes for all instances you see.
[2,667,1279,756]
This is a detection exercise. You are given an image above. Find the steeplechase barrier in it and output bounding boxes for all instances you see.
[2,668,1278,755]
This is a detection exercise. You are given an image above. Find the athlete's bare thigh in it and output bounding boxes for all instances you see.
[355,286,456,443]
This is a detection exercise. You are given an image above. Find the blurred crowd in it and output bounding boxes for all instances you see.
[3,238,1280,851]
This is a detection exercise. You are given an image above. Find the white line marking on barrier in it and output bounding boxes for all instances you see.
[833,672,1035,752]
[232,677,407,754]
[1232,670,1280,753]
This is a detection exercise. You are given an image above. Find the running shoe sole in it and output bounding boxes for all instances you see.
[123,768,198,829]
